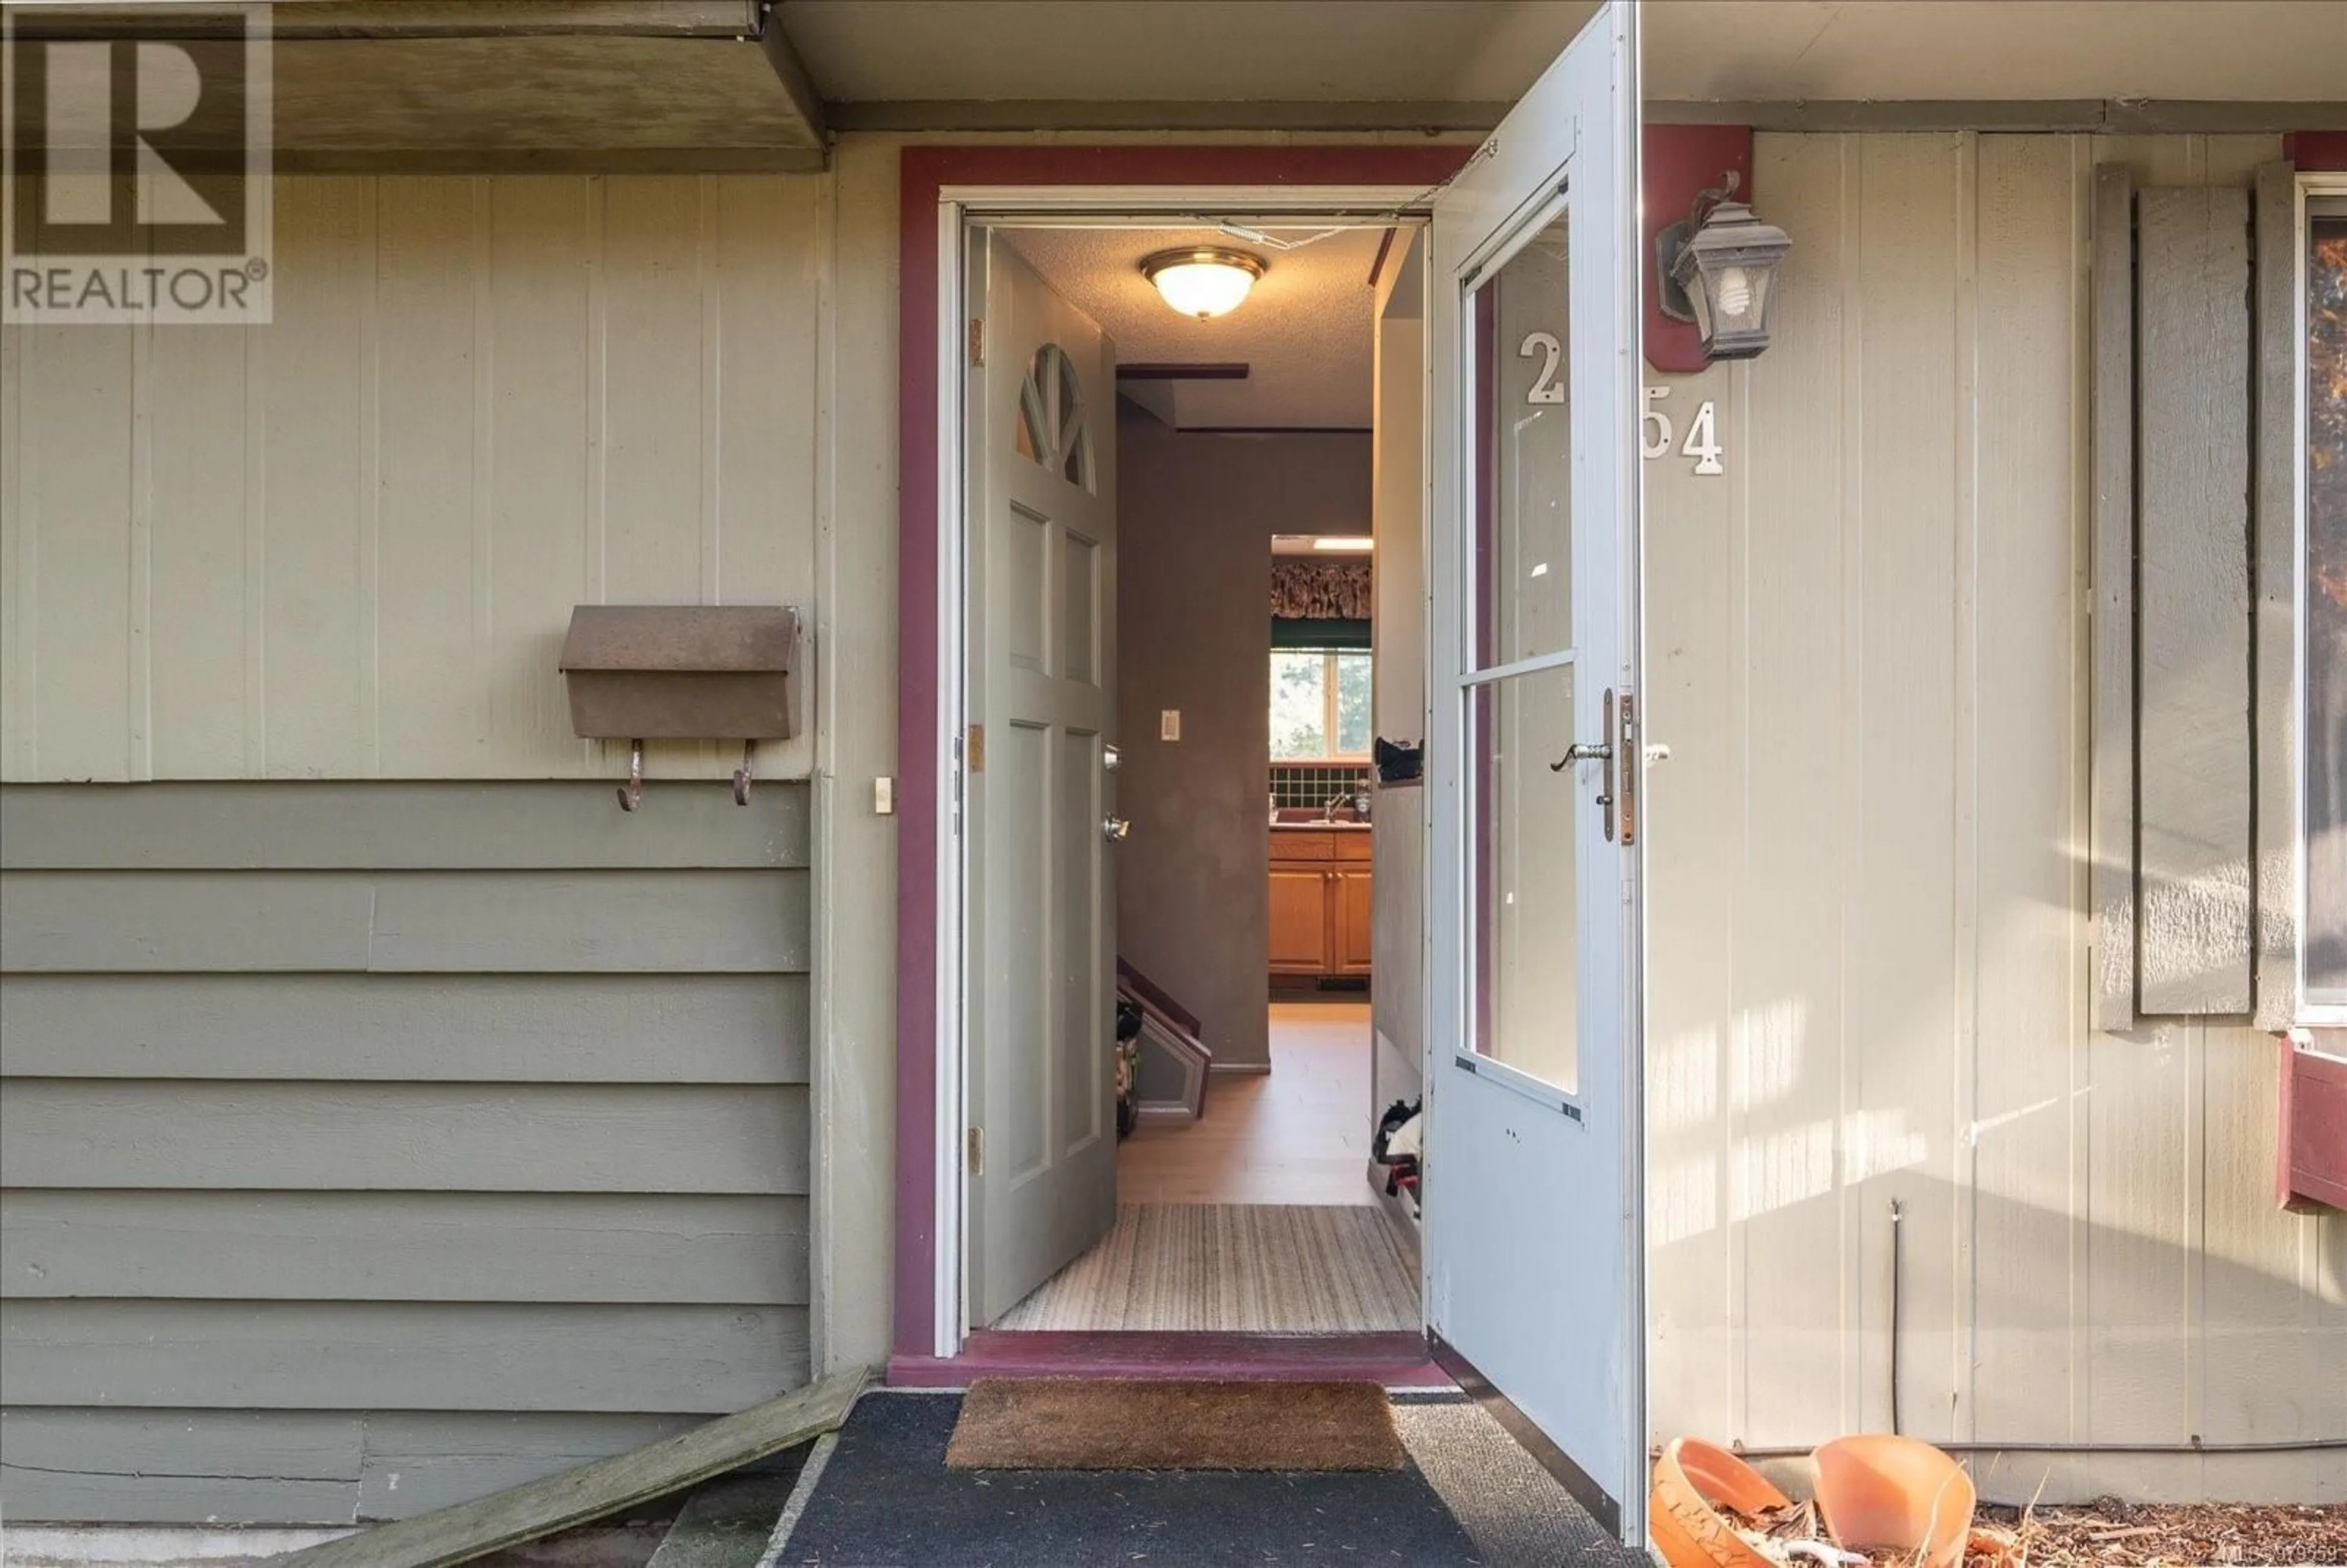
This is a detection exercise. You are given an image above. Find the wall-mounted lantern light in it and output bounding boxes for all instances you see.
[1656,174,1791,361]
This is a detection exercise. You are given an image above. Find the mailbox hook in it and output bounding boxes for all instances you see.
[617,739,645,812]
[733,741,757,806]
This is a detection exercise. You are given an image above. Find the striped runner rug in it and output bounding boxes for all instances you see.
[996,1203,1419,1332]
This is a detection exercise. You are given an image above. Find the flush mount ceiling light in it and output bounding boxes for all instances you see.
[1140,247,1265,320]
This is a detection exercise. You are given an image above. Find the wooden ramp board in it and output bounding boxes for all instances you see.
[273,1368,867,1568]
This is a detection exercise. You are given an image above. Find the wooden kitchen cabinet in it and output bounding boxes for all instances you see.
[1269,829,1373,980]
[1334,868,1375,975]
[1269,869,1334,973]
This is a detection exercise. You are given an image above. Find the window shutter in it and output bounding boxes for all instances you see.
[2092,169,2261,1024]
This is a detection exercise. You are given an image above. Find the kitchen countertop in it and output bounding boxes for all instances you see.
[1270,819,1372,831]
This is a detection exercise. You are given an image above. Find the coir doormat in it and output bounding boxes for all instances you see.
[942,1377,1405,1471]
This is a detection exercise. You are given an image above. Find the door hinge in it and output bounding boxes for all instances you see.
[966,1126,984,1175]
[969,317,985,367]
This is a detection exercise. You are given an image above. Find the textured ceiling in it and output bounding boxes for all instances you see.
[998,225,1394,431]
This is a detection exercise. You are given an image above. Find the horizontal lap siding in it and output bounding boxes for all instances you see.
[1,1193,810,1303]
[0,1409,707,1525]
[0,973,810,1080]
[3,1302,808,1412]
[0,781,814,1524]
[0,1082,810,1192]
[0,871,810,973]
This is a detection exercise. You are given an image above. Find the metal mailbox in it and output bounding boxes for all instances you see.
[560,605,801,741]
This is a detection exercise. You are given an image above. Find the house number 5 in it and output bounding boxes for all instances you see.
[1640,386,1724,476]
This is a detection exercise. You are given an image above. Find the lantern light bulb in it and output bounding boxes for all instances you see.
[1716,265,1753,320]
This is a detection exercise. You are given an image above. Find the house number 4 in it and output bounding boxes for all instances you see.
[1640,386,1724,476]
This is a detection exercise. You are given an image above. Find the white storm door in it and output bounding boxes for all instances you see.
[964,232,1121,1327]
[1420,0,1647,1545]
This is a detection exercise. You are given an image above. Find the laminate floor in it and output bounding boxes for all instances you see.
[997,1002,1411,1333]
[1115,1001,1376,1207]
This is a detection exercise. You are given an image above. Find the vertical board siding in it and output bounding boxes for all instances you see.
[2090,163,2139,1031]
[1732,130,1854,1445]
[1968,133,2095,1446]
[0,175,822,784]
[0,781,813,1523]
[2250,161,2303,1035]
[147,320,254,777]
[1645,132,2345,1496]
[1850,134,1965,1445]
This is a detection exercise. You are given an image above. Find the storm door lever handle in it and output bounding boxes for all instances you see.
[1549,742,1612,772]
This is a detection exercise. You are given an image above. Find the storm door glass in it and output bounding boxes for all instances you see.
[1463,210,1579,1097]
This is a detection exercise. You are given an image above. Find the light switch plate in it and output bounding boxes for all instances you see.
[873,776,895,814]
[1159,709,1181,742]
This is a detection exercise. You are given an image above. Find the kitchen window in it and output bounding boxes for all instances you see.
[1271,649,1373,762]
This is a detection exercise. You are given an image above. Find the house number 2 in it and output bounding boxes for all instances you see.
[1517,333,1725,475]
[1518,331,1565,404]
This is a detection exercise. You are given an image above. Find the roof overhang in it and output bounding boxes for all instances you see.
[4,1,831,171]
[4,0,2340,172]
[792,0,2346,136]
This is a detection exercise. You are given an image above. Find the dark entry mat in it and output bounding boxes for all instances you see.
[944,1377,1403,1471]
[779,1391,1485,1566]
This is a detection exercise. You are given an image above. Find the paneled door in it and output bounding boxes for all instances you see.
[1421,0,1649,1545]
[964,233,1122,1327]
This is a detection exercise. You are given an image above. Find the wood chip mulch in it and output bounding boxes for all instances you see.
[1971,1499,2347,1567]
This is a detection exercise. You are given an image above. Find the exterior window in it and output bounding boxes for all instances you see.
[2304,199,2347,1019]
[1271,650,1372,761]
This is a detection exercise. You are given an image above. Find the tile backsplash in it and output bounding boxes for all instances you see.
[1269,764,1372,810]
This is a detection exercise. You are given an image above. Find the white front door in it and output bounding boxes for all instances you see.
[964,233,1122,1327]
[1422,0,1647,1544]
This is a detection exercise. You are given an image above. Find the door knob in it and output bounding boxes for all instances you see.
[1103,816,1131,842]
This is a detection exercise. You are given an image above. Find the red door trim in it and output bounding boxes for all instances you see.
[893,144,1471,1368]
